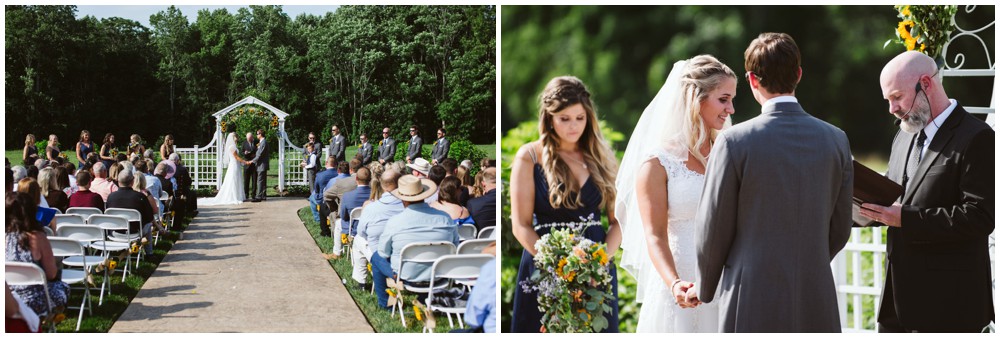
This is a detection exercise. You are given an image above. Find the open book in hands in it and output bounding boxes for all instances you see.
[851,160,904,227]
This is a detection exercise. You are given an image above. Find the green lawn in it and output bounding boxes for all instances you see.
[296,207,470,333]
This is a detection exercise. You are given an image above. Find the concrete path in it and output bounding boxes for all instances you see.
[111,197,372,332]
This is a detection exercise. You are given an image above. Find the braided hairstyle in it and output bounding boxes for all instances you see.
[537,76,618,211]
[677,55,737,168]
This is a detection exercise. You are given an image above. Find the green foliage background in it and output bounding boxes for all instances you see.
[500,5,994,158]
[5,5,496,151]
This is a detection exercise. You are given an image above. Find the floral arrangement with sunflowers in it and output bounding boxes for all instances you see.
[220,105,279,143]
[522,228,615,333]
[886,5,957,60]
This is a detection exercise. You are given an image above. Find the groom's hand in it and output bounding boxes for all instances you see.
[859,202,902,227]
[673,281,698,308]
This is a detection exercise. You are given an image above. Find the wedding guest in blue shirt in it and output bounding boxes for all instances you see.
[371,175,459,308]
[312,156,339,237]
[352,169,404,288]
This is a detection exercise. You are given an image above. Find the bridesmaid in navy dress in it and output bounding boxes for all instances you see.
[76,130,95,166]
[509,76,622,332]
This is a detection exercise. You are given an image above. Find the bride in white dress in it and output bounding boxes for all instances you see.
[615,55,738,332]
[200,132,246,206]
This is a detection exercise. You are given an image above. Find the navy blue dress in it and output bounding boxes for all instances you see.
[510,163,620,333]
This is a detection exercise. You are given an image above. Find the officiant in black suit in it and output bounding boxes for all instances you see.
[861,51,994,333]
[248,129,270,202]
[242,132,257,201]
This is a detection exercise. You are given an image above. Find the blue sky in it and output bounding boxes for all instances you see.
[75,5,340,27]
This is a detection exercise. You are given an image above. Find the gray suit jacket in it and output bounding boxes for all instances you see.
[252,137,269,172]
[406,136,423,161]
[695,101,853,332]
[329,134,346,162]
[378,137,396,161]
[358,142,373,165]
[431,137,450,163]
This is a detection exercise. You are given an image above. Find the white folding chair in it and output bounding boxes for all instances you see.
[457,239,494,255]
[52,208,63,214]
[65,207,103,220]
[43,227,55,237]
[346,207,363,260]
[48,237,92,331]
[104,208,145,266]
[158,191,173,232]
[457,224,477,241]
[88,214,133,286]
[425,254,494,330]
[477,226,495,239]
[54,214,86,229]
[57,224,108,304]
[5,262,55,332]
[391,241,456,326]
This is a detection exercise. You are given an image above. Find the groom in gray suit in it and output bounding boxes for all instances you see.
[694,33,854,332]
[249,129,269,202]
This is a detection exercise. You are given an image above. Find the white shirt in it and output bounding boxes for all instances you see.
[919,99,958,160]
[761,95,799,112]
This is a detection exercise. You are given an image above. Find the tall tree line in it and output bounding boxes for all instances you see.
[5,5,496,149]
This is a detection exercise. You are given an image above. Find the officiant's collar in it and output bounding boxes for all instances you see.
[761,95,798,113]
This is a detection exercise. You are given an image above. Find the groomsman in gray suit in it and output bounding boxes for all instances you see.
[694,33,853,332]
[430,127,450,165]
[405,125,423,164]
[249,129,270,202]
[860,51,994,333]
[357,133,374,165]
[329,125,347,163]
[378,127,396,164]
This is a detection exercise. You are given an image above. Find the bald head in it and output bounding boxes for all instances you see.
[880,51,940,94]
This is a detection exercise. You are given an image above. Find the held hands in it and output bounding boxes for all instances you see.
[859,202,903,227]
[671,280,701,309]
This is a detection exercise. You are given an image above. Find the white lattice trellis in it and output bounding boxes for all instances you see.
[174,96,311,192]
[833,6,995,332]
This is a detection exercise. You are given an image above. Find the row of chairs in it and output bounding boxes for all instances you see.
[387,240,495,331]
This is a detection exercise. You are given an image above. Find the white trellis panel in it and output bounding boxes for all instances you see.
[174,132,220,190]
[833,6,994,332]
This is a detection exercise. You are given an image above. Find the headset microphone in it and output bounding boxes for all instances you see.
[895,81,923,125]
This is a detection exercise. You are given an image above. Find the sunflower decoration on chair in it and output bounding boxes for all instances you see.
[885,5,958,62]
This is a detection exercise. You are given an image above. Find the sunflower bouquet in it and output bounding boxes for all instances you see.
[522,228,615,333]
[886,5,958,59]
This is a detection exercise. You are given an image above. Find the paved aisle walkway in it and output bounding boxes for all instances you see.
[111,198,372,332]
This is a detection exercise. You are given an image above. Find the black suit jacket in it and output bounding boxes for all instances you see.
[106,187,155,233]
[880,104,994,331]
[466,188,496,231]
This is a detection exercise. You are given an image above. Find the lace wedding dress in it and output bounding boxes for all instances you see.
[199,133,244,206]
[632,147,719,332]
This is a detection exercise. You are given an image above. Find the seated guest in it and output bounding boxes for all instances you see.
[425,165,447,203]
[406,158,431,178]
[5,192,70,316]
[89,162,118,202]
[356,169,404,266]
[154,162,174,198]
[339,168,372,238]
[59,162,77,195]
[133,173,167,244]
[17,178,56,232]
[38,168,68,213]
[312,156,340,237]
[106,162,123,188]
[106,169,154,254]
[430,176,475,226]
[68,171,105,211]
[463,258,497,332]
[323,159,360,219]
[365,162,385,205]
[371,175,459,309]
[466,167,496,231]
[455,165,474,203]
[134,160,163,220]
[169,153,196,219]
[440,158,469,206]
[479,158,495,170]
[11,165,27,192]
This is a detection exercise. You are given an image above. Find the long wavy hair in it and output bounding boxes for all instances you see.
[676,55,737,168]
[7,192,42,250]
[537,76,618,211]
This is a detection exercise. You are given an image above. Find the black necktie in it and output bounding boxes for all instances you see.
[904,130,927,188]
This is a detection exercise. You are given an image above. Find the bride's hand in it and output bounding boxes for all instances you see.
[684,285,701,307]
[672,280,698,308]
